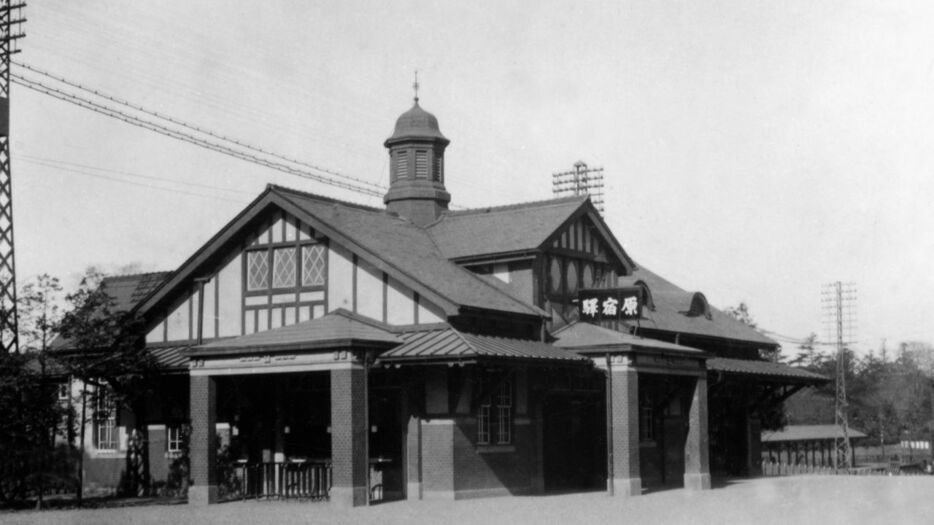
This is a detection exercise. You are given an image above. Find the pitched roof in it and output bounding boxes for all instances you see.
[138,185,545,320]
[762,424,867,442]
[428,196,587,260]
[707,357,827,383]
[379,327,588,365]
[101,272,171,312]
[619,265,777,347]
[275,186,545,317]
[191,309,400,356]
[49,272,171,351]
[551,321,706,356]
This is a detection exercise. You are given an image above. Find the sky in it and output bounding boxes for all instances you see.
[10,1,934,355]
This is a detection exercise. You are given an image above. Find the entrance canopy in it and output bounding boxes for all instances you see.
[180,309,589,373]
[191,309,401,357]
[379,327,589,366]
[552,321,706,356]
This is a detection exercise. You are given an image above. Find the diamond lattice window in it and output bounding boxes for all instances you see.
[302,245,326,287]
[247,251,270,291]
[273,247,297,288]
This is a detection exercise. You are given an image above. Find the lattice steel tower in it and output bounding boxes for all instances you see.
[822,281,857,471]
[0,1,24,354]
[552,161,605,215]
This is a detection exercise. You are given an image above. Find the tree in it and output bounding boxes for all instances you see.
[18,274,63,356]
[0,275,75,509]
[724,302,756,328]
[56,269,164,501]
[725,301,782,362]
[787,333,824,368]
[0,353,73,507]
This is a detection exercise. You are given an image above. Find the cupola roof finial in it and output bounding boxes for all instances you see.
[413,69,420,104]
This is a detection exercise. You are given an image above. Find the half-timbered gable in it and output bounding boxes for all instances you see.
[139,186,538,348]
[429,195,633,328]
[143,211,450,348]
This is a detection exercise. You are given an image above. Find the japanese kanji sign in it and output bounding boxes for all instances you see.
[578,287,642,322]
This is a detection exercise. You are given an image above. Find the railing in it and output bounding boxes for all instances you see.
[761,459,933,477]
[223,460,331,500]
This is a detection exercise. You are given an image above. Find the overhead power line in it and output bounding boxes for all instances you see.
[11,67,388,199]
[20,155,251,204]
[14,61,386,193]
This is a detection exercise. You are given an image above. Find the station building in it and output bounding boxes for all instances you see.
[65,98,824,505]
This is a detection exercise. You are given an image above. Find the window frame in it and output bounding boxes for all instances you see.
[246,249,271,292]
[94,389,119,452]
[245,240,328,295]
[477,376,513,446]
[167,425,183,454]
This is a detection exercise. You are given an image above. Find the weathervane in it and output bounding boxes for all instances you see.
[413,69,419,103]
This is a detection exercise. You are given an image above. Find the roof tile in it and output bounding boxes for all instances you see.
[381,327,587,364]
[620,266,777,347]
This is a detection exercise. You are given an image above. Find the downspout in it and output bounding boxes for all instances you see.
[606,352,614,496]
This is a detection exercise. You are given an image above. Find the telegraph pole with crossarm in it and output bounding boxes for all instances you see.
[0,0,25,354]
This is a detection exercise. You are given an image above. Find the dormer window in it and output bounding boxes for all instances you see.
[687,292,712,319]
[634,280,655,311]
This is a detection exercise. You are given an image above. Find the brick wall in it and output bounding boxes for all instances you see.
[421,420,455,498]
[452,418,534,499]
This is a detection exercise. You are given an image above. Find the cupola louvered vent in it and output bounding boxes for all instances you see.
[433,153,443,182]
[395,150,408,179]
[415,150,429,179]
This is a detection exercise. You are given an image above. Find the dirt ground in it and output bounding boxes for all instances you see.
[4,476,934,525]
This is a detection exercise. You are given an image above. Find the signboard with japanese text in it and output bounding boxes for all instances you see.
[577,287,642,322]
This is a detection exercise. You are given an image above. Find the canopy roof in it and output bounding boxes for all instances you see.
[762,424,867,442]
[190,309,400,357]
[707,357,827,384]
[379,327,588,365]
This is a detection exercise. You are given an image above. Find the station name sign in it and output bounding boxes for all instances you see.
[578,287,642,322]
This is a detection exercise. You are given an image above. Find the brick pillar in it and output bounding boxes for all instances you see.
[610,366,641,496]
[330,366,368,507]
[188,375,218,505]
[684,376,711,490]
[406,414,422,500]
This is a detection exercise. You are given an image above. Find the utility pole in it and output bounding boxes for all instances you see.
[0,0,24,354]
[822,281,857,471]
[552,161,605,215]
